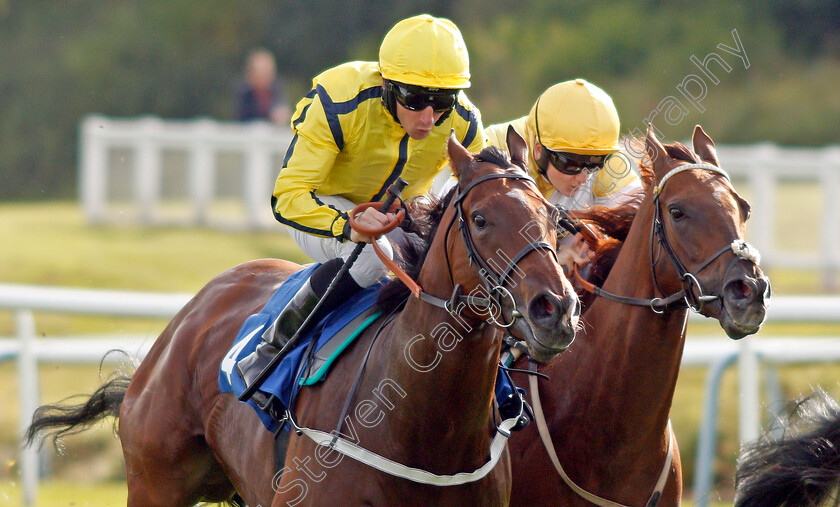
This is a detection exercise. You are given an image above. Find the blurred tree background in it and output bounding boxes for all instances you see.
[1,0,838,200]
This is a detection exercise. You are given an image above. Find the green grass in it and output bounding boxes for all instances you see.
[0,201,308,336]
[1,200,839,505]
[0,201,307,291]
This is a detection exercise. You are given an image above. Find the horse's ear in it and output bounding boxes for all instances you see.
[692,125,720,167]
[506,125,528,171]
[645,124,668,169]
[448,130,472,179]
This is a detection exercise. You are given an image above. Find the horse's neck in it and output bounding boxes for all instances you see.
[372,255,500,454]
[550,207,687,443]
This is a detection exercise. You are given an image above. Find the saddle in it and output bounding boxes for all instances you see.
[218,264,385,433]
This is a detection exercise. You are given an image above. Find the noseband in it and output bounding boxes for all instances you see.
[445,171,558,327]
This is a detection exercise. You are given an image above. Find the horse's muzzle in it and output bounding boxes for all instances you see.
[520,289,579,361]
[720,273,771,339]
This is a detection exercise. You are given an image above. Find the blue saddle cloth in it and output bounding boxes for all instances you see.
[218,264,384,432]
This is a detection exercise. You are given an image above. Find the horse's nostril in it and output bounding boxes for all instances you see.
[530,295,556,319]
[725,278,763,303]
[529,293,557,321]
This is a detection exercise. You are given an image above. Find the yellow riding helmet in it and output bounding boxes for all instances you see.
[379,14,471,89]
[527,79,620,155]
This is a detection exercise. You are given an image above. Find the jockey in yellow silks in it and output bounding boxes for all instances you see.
[485,79,641,269]
[238,14,487,404]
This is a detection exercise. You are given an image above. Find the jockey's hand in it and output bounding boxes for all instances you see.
[557,233,595,273]
[349,207,395,244]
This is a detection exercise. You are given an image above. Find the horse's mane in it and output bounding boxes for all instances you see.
[736,388,840,507]
[375,189,452,310]
[474,145,516,170]
[376,145,518,310]
[572,192,643,310]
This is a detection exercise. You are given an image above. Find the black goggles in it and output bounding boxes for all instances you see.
[389,82,458,113]
[544,149,608,175]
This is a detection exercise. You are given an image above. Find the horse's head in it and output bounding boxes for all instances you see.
[442,127,580,361]
[645,125,771,338]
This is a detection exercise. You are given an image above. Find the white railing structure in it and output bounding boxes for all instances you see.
[685,302,840,507]
[716,143,840,282]
[3,282,840,505]
[78,116,840,285]
[79,115,293,231]
[0,283,191,506]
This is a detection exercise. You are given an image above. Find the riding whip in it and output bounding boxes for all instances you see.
[239,177,408,402]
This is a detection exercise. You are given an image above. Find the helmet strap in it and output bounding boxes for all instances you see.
[381,80,401,125]
[533,142,550,178]
[532,96,550,177]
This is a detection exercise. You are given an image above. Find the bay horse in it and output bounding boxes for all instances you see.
[506,125,771,506]
[26,131,580,506]
[735,389,840,507]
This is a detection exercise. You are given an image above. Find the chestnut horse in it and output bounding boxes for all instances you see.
[506,126,771,506]
[26,132,579,506]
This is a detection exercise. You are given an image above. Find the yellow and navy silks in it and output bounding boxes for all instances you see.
[273,61,487,240]
[485,117,640,206]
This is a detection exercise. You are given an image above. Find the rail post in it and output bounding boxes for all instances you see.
[16,310,39,506]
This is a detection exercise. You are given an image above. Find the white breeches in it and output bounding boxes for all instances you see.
[287,194,394,287]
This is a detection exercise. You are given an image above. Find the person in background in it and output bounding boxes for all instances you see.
[235,47,292,124]
[236,15,486,404]
[485,78,641,271]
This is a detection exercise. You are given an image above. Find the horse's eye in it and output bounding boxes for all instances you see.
[669,207,685,221]
[472,213,487,229]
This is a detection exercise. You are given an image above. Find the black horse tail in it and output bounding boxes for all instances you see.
[735,389,840,507]
[24,373,132,449]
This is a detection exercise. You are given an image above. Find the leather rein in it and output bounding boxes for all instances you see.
[353,171,557,329]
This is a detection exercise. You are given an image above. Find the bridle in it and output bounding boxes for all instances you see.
[444,170,559,327]
[651,162,751,313]
[362,168,560,331]
[288,168,561,487]
[571,161,761,314]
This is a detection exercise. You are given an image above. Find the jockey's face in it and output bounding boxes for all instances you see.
[396,102,445,140]
[535,142,591,197]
